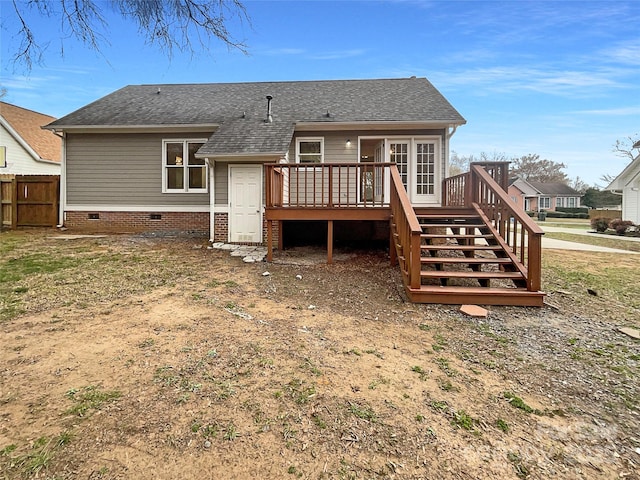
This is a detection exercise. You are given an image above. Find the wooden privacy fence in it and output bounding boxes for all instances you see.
[0,175,60,229]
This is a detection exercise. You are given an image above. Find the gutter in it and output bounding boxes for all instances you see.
[44,123,219,133]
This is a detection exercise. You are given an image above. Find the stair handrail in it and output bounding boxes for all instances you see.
[469,164,544,292]
[389,165,422,290]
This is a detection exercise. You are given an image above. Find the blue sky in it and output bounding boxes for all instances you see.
[1,0,638,186]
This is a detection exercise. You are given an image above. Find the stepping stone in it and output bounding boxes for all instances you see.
[618,327,640,340]
[460,305,488,318]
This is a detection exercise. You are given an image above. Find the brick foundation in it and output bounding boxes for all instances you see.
[64,210,280,247]
[64,211,209,236]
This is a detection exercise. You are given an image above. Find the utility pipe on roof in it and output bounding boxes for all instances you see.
[266,96,273,123]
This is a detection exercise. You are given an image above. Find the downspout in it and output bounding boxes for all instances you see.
[445,125,458,179]
[206,158,214,243]
[52,130,66,227]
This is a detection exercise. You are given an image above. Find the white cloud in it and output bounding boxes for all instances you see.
[573,106,640,116]
[428,65,630,97]
[261,47,306,56]
[309,49,366,61]
[601,42,640,66]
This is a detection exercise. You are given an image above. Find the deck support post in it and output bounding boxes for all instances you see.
[389,219,397,266]
[267,220,273,262]
[327,220,333,264]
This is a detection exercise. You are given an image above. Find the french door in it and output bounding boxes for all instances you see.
[389,139,439,204]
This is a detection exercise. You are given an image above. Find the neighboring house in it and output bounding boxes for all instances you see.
[508,178,581,212]
[45,78,466,241]
[0,102,61,175]
[606,151,640,224]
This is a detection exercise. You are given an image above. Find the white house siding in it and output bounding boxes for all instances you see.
[65,132,211,207]
[0,124,60,175]
[622,183,640,224]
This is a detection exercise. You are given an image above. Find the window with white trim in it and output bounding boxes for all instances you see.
[296,137,324,163]
[540,197,550,209]
[163,139,207,193]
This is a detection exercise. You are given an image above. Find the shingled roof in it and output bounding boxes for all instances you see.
[47,78,465,157]
[1,102,61,162]
[527,181,580,196]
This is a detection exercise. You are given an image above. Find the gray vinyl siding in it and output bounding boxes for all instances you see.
[288,166,358,205]
[289,129,445,163]
[286,129,446,205]
[65,132,212,206]
[214,161,228,205]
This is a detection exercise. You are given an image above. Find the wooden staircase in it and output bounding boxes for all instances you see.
[391,206,544,306]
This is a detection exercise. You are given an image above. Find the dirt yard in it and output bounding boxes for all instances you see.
[0,232,638,479]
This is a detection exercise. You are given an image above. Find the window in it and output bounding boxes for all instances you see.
[568,197,576,208]
[540,197,550,209]
[415,142,435,195]
[389,142,409,188]
[296,138,324,163]
[163,140,206,193]
[0,146,6,167]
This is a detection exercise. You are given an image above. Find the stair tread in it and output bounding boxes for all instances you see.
[416,214,480,220]
[420,233,493,238]
[420,257,512,264]
[422,244,503,251]
[410,285,536,293]
[420,271,524,279]
[420,223,486,229]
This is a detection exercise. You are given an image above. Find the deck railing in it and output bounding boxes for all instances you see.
[443,163,544,292]
[389,165,422,290]
[265,163,392,208]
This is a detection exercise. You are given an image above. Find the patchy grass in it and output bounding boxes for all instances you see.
[64,386,122,417]
[543,250,640,310]
[503,391,540,415]
[544,232,640,253]
[0,432,72,477]
[0,232,638,479]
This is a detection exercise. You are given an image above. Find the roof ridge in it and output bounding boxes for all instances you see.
[136,77,425,88]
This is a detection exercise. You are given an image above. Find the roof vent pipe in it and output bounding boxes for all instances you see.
[265,95,273,123]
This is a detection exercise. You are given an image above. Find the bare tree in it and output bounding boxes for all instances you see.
[448,151,471,176]
[613,134,640,161]
[510,154,568,184]
[9,0,250,70]
[449,151,509,176]
[569,176,589,193]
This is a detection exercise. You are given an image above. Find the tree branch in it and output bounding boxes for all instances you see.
[8,0,250,71]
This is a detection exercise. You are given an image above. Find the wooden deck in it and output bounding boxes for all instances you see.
[264,162,545,307]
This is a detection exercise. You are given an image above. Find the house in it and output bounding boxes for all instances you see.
[607,149,640,224]
[45,78,465,239]
[46,78,545,306]
[508,178,581,212]
[0,102,61,175]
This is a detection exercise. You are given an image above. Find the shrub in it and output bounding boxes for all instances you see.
[556,207,589,214]
[591,217,610,233]
[609,219,634,235]
[546,211,589,219]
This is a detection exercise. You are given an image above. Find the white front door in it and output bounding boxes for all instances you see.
[229,165,262,243]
